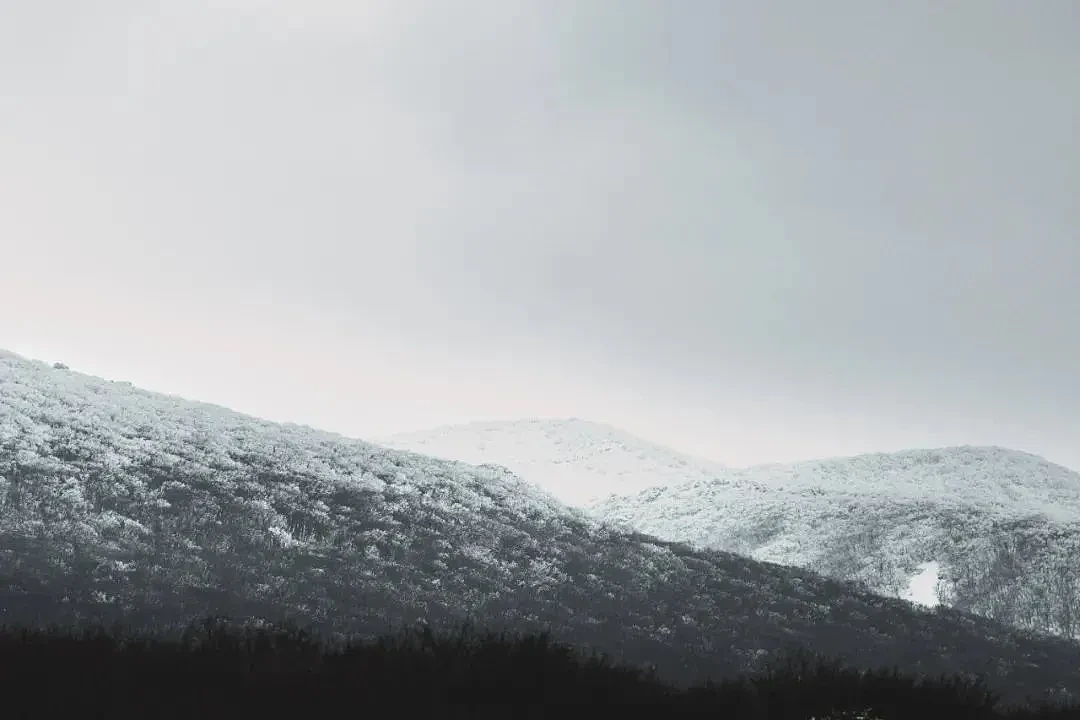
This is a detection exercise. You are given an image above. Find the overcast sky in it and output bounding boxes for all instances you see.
[2,1,1078,470]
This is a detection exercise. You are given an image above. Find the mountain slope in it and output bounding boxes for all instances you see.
[379,418,727,506]
[710,448,1080,522]
[381,419,1080,641]
[594,451,1080,639]
[3,350,1080,705]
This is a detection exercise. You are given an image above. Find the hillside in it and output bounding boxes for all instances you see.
[380,419,1080,641]
[708,448,1080,522]
[594,451,1080,639]
[3,350,1080,705]
[379,418,727,506]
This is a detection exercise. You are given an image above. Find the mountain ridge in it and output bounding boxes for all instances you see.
[380,417,728,506]
[3,349,1080,704]
[711,445,1080,521]
[595,453,1080,640]
[384,416,1080,640]
[383,418,1080,519]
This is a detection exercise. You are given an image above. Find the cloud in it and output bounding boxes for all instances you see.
[1,1,1078,468]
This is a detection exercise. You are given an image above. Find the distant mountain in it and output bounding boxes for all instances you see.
[3,349,1080,705]
[383,419,1080,642]
[379,418,726,506]
[703,448,1080,522]
[593,449,1080,640]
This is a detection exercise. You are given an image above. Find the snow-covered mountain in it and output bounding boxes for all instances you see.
[382,418,1080,641]
[702,447,1080,523]
[593,449,1080,640]
[379,418,726,506]
[4,349,1080,703]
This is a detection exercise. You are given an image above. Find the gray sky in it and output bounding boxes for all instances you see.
[2,0,1078,470]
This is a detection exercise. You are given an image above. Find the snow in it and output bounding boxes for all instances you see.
[379,418,726,507]
[721,448,1080,523]
[383,420,1080,523]
[901,561,941,608]
[592,455,1080,640]
[384,413,1080,641]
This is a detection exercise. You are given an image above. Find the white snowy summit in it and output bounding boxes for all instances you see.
[380,418,726,507]
[386,415,1080,641]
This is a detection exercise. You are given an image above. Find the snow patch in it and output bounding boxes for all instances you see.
[901,561,942,608]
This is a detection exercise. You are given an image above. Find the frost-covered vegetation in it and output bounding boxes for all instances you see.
[2,349,1080,706]
[593,451,1080,640]
[391,418,1080,640]
[381,417,726,506]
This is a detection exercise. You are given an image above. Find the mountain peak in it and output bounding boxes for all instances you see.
[380,417,725,506]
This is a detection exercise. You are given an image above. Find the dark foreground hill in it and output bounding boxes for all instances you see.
[2,349,1080,706]
[6,619,1080,719]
